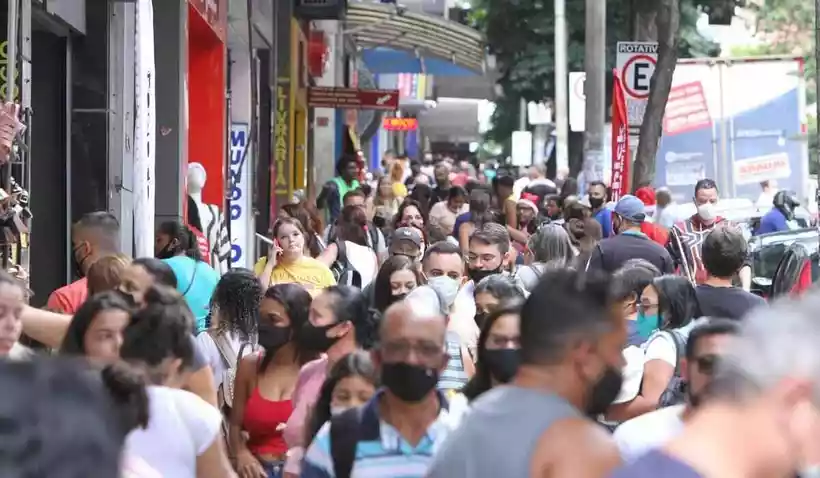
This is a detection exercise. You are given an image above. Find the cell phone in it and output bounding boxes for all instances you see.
[273,239,282,256]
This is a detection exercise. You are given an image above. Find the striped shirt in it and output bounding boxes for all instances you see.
[300,389,453,478]
[437,331,469,392]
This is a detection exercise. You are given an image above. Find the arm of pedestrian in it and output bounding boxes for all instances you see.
[317,242,339,268]
[530,417,622,478]
[461,344,476,378]
[186,365,218,408]
[21,305,70,348]
[739,264,752,291]
[606,358,674,422]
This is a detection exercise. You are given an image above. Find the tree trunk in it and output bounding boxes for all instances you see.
[633,0,658,41]
[632,0,680,190]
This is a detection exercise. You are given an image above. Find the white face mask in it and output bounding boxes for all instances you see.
[697,202,716,222]
[426,275,462,311]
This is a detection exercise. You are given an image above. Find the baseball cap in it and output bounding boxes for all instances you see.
[392,227,422,247]
[614,195,646,222]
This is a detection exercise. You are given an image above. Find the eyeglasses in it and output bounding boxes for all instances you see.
[695,354,720,376]
[638,302,659,314]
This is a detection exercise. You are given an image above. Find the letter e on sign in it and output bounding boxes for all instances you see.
[621,54,656,100]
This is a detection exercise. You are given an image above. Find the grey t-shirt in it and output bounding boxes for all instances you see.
[427,386,579,478]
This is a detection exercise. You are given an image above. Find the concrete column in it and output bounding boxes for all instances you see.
[153,0,187,224]
[311,20,340,188]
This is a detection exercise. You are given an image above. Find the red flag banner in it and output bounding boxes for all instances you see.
[611,70,631,202]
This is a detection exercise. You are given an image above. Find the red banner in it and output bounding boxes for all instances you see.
[189,225,212,265]
[611,70,631,202]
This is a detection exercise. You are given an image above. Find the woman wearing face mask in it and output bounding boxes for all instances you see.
[155,220,221,332]
[229,283,314,478]
[255,218,336,295]
[121,285,235,478]
[303,351,378,444]
[607,275,702,422]
[516,224,575,293]
[611,260,663,346]
[372,255,422,314]
[60,291,134,363]
[473,275,527,327]
[282,285,374,477]
[447,305,522,428]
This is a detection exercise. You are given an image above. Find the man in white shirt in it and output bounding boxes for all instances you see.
[614,318,741,462]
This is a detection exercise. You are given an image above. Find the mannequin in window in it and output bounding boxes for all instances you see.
[187,163,230,272]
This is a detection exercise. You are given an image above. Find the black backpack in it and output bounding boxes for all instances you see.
[329,407,363,478]
[657,330,687,408]
[329,240,362,288]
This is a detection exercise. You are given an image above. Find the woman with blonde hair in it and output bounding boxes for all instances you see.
[389,161,408,199]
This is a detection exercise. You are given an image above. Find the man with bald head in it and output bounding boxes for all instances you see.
[301,288,453,478]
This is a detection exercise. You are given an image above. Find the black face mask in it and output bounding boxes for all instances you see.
[474,312,488,327]
[381,362,439,402]
[258,323,291,352]
[585,365,624,417]
[389,293,408,305]
[300,321,342,353]
[482,348,520,384]
[588,196,605,210]
[72,244,90,279]
[468,267,501,284]
[155,242,177,260]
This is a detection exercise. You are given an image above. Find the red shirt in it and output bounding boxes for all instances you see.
[46,277,88,314]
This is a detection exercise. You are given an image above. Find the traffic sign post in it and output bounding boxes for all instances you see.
[569,72,585,132]
[616,42,658,135]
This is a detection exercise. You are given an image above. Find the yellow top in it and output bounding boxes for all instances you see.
[392,182,408,198]
[254,256,336,295]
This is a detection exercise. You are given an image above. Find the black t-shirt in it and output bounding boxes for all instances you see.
[587,232,676,274]
[695,284,766,320]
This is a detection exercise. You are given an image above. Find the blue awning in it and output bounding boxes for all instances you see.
[360,48,478,76]
[345,2,485,76]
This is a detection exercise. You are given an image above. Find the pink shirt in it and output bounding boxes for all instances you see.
[284,355,329,474]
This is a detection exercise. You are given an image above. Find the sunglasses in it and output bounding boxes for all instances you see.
[695,354,720,376]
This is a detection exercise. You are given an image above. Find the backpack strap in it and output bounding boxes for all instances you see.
[665,330,686,377]
[182,261,199,297]
[207,330,237,367]
[335,239,348,264]
[330,407,362,478]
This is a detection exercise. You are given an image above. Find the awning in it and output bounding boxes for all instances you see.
[345,2,485,76]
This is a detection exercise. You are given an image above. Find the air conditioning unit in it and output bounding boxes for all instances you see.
[294,0,348,20]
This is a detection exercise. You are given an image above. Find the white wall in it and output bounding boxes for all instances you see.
[312,20,343,187]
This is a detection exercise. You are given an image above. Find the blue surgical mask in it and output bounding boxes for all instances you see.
[636,312,660,339]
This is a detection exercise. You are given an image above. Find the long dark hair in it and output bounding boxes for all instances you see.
[462,304,522,401]
[336,205,369,247]
[132,257,177,288]
[393,199,426,230]
[157,220,201,261]
[259,283,315,371]
[372,255,422,313]
[321,285,376,349]
[652,275,702,330]
[211,268,263,341]
[304,351,378,444]
[468,188,495,229]
[60,291,135,357]
[409,183,433,218]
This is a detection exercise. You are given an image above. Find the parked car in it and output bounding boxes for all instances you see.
[748,228,819,296]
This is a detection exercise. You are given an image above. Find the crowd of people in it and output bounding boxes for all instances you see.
[2,152,818,478]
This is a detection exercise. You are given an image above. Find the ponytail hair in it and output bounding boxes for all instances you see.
[100,362,149,438]
[158,220,202,261]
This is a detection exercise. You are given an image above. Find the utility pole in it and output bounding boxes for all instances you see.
[518,97,527,131]
[583,0,606,186]
[554,0,569,172]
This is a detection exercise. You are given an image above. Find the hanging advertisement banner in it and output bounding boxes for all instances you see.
[611,70,631,202]
[229,124,251,268]
[134,0,157,258]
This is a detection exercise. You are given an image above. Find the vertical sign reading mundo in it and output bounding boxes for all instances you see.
[229,124,250,268]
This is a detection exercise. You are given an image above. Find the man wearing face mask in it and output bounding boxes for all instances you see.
[47,212,121,314]
[667,179,752,289]
[301,296,452,478]
[613,318,740,462]
[422,241,479,360]
[588,180,614,237]
[587,195,675,275]
[427,268,627,478]
[610,296,820,478]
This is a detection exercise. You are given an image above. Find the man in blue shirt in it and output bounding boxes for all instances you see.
[755,190,799,235]
[588,181,613,237]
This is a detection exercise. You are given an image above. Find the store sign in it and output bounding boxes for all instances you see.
[274,85,290,196]
[383,117,418,131]
[307,87,400,111]
[229,124,251,268]
[0,41,19,102]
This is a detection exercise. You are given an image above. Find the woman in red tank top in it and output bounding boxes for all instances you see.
[229,284,316,478]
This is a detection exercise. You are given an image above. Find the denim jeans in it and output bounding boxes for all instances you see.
[260,460,284,478]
